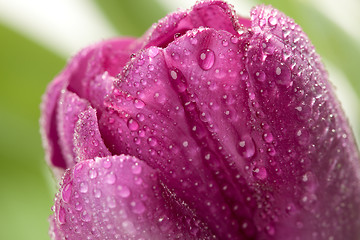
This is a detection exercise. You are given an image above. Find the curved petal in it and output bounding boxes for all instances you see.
[41,38,138,171]
[242,5,360,239]
[49,155,212,239]
[73,106,111,161]
[40,75,67,169]
[100,40,248,239]
[142,0,248,48]
[57,90,89,167]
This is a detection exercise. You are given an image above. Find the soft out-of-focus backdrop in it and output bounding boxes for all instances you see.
[0,0,358,239]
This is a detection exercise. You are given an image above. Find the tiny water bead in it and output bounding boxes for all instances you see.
[61,182,72,203]
[105,172,117,185]
[58,206,66,224]
[253,167,268,180]
[127,118,140,131]
[198,49,215,70]
[117,185,131,198]
[237,135,256,158]
[79,181,89,193]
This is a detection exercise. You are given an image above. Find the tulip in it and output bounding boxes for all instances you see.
[41,1,360,239]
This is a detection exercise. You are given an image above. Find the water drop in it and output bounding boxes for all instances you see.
[296,128,310,145]
[268,16,278,26]
[81,210,91,222]
[263,132,274,143]
[133,99,145,109]
[117,185,131,198]
[230,36,239,44]
[148,46,159,58]
[131,163,142,175]
[79,182,88,193]
[127,118,139,131]
[93,188,102,198]
[253,167,268,180]
[147,137,158,147]
[275,63,292,86]
[75,201,82,211]
[61,182,72,203]
[102,158,112,169]
[255,71,266,82]
[58,206,66,224]
[198,49,215,70]
[237,135,256,158]
[107,196,116,208]
[105,172,116,184]
[88,168,98,179]
[131,200,146,214]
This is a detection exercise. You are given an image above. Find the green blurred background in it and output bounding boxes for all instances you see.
[0,0,358,239]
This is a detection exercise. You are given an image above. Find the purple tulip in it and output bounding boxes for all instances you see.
[41,1,360,239]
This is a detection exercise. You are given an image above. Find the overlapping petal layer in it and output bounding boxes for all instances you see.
[42,1,360,239]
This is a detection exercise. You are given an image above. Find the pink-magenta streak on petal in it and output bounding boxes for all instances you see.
[142,0,246,48]
[100,45,246,239]
[50,155,212,239]
[40,75,67,169]
[73,107,111,162]
[57,90,89,168]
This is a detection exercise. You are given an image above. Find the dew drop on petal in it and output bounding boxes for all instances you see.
[61,182,72,203]
[253,167,268,180]
[127,118,139,131]
[131,200,146,214]
[198,49,215,70]
[131,164,142,175]
[58,206,66,224]
[88,168,98,179]
[255,71,266,82]
[134,99,145,109]
[263,132,274,143]
[102,158,112,169]
[81,210,91,222]
[148,46,159,58]
[117,185,131,198]
[79,182,88,193]
[105,172,116,184]
[93,188,102,198]
[237,135,256,158]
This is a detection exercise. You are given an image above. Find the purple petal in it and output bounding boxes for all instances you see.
[73,107,111,161]
[49,155,212,239]
[41,38,138,171]
[243,5,360,238]
[100,44,247,238]
[142,0,247,48]
[57,90,89,167]
[40,74,67,170]
[67,38,137,108]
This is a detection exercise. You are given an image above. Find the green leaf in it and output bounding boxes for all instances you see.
[93,0,168,36]
[0,23,65,240]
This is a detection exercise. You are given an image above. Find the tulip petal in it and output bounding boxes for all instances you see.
[41,38,138,171]
[49,155,213,239]
[40,75,67,169]
[66,38,137,110]
[244,5,360,238]
[100,44,248,239]
[143,0,247,48]
[73,106,111,161]
[57,90,90,167]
